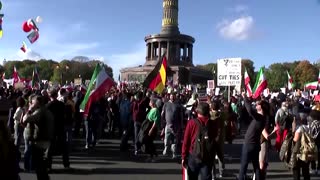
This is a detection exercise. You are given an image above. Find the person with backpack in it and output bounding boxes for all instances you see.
[181,102,219,180]
[308,109,320,175]
[291,112,315,180]
[238,92,269,180]
[275,101,292,152]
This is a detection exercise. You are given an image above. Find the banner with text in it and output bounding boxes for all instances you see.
[217,58,242,86]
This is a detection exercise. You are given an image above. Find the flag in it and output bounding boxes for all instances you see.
[31,66,40,89]
[80,63,115,116]
[27,30,39,44]
[20,41,27,53]
[305,81,318,90]
[12,66,20,84]
[252,67,267,99]
[287,71,294,90]
[0,14,3,38]
[244,68,252,97]
[318,70,320,84]
[142,55,167,94]
[1,72,5,80]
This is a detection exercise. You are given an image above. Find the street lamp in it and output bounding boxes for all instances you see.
[56,65,69,85]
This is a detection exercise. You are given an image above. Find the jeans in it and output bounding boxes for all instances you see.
[85,120,98,146]
[24,140,33,171]
[187,154,212,180]
[163,126,178,156]
[134,121,142,151]
[14,122,23,147]
[293,160,310,180]
[238,143,261,180]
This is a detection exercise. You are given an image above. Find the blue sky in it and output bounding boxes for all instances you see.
[1,0,320,78]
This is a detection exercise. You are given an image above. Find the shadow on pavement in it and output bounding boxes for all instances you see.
[51,167,181,175]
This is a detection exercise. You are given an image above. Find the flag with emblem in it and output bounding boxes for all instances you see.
[287,71,294,90]
[305,81,318,90]
[252,67,267,99]
[80,63,115,116]
[244,68,253,97]
[142,55,167,94]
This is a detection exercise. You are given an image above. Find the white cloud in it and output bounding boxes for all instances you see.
[31,22,100,60]
[106,42,146,79]
[17,49,43,60]
[217,16,254,41]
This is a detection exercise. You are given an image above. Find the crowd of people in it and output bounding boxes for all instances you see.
[0,84,319,180]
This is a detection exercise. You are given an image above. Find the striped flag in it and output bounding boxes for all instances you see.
[80,63,115,116]
[0,14,4,38]
[305,81,318,90]
[287,71,294,90]
[20,41,27,53]
[12,66,20,84]
[244,68,252,97]
[143,55,167,94]
[252,67,267,99]
[31,66,40,89]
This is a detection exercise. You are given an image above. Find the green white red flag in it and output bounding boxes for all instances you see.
[80,63,115,116]
[252,67,267,99]
[287,71,294,90]
[244,68,252,97]
[305,81,318,90]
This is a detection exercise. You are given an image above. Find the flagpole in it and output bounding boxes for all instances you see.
[228,84,230,103]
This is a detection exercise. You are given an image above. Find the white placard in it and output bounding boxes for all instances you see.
[217,58,242,86]
[215,87,220,96]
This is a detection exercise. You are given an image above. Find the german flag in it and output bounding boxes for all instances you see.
[143,55,167,94]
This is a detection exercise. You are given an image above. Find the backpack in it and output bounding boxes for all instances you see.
[279,132,293,167]
[297,128,318,162]
[310,120,320,140]
[278,112,292,130]
[192,118,214,164]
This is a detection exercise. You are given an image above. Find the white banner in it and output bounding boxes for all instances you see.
[217,58,242,86]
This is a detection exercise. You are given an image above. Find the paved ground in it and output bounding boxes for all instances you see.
[19,135,320,180]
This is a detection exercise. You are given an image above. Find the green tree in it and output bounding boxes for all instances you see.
[265,63,287,90]
[294,60,318,89]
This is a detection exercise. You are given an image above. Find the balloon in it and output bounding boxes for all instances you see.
[22,21,32,32]
[35,16,42,23]
[27,19,35,30]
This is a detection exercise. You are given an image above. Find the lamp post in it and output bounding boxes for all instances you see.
[56,65,69,85]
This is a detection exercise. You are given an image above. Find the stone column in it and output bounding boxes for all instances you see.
[151,42,154,59]
[158,42,161,61]
[190,45,193,64]
[146,43,149,59]
[183,44,187,61]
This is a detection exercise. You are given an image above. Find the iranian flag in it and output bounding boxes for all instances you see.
[80,63,115,116]
[287,71,294,90]
[305,81,318,90]
[252,67,267,99]
[244,68,252,97]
